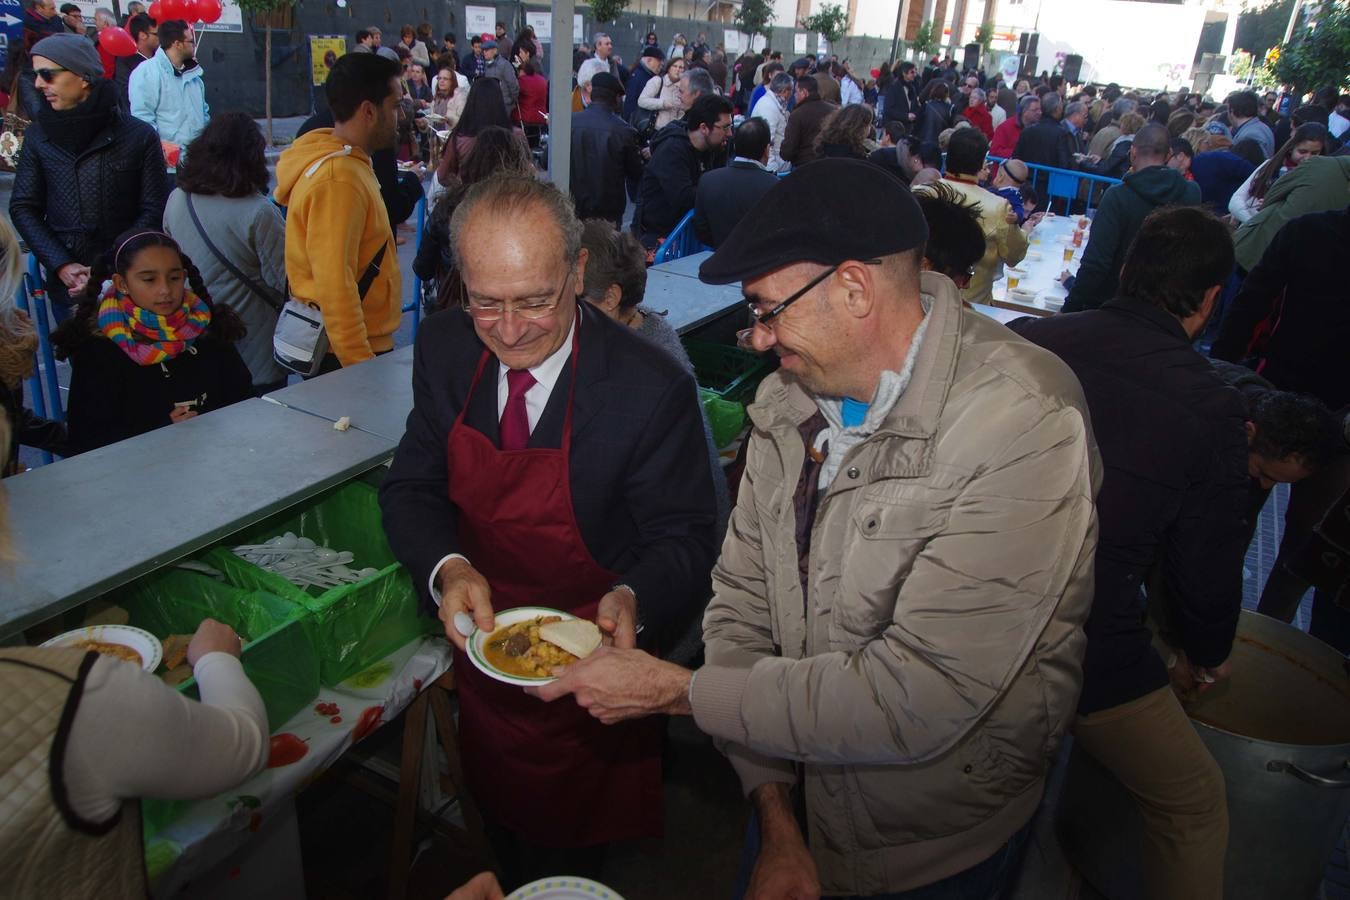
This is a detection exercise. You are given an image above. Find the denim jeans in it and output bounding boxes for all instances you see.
[734,811,1030,900]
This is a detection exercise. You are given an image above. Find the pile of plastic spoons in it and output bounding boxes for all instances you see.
[232,532,380,588]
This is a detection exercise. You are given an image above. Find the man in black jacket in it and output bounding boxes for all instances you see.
[1010,207,1249,900]
[691,116,778,248]
[1211,205,1350,641]
[1012,91,1077,197]
[379,174,717,885]
[1064,125,1202,312]
[634,93,731,247]
[570,73,643,229]
[9,33,168,314]
[881,61,919,132]
[114,12,157,113]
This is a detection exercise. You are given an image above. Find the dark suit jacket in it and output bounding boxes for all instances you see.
[692,159,779,247]
[379,302,720,645]
[780,96,836,167]
[570,102,643,223]
[1013,120,1077,196]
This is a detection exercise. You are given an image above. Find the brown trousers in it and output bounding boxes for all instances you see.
[1073,686,1228,900]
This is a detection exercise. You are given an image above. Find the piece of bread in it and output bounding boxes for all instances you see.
[538,619,602,659]
[161,634,193,671]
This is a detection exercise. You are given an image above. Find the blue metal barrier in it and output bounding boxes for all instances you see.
[13,256,63,467]
[987,155,1121,216]
[401,194,426,339]
[653,210,712,265]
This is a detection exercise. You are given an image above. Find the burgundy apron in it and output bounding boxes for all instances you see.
[447,326,664,848]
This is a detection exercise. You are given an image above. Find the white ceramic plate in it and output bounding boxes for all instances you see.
[1009,288,1039,303]
[42,624,163,672]
[467,606,578,687]
[507,877,625,900]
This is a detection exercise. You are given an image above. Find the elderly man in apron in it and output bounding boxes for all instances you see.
[379,174,720,887]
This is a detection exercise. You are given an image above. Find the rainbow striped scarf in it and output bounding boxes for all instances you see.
[97,288,211,366]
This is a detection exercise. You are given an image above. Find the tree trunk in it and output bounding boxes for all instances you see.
[265,24,273,145]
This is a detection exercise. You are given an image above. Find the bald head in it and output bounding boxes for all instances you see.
[1131,123,1170,164]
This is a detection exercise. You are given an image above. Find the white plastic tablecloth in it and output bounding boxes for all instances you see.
[147,636,453,897]
[991,213,1092,315]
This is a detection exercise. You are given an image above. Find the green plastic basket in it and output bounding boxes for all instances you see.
[698,388,747,449]
[683,339,776,406]
[109,568,320,842]
[111,567,319,731]
[204,481,433,687]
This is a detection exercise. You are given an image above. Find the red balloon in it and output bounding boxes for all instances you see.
[157,0,185,20]
[178,0,199,20]
[195,0,221,24]
[147,0,161,18]
[98,25,138,57]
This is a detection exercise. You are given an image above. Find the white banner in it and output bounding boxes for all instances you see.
[573,13,583,43]
[72,0,243,33]
[524,10,550,42]
[793,32,807,55]
[464,5,496,39]
[723,30,741,53]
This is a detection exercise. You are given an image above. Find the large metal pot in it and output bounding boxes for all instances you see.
[1057,611,1350,899]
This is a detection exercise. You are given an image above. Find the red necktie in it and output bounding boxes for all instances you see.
[499,367,537,451]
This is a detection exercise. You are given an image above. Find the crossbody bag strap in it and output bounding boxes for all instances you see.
[356,242,389,301]
[184,193,285,311]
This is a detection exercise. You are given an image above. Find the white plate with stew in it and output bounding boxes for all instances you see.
[466,606,581,687]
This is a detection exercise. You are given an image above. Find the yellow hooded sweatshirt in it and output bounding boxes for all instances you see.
[273,129,402,367]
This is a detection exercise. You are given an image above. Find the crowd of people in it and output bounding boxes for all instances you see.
[2,11,1350,900]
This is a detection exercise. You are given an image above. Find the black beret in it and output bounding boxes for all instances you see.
[699,159,929,285]
[641,46,665,61]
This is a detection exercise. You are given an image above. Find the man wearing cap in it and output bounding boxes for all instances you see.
[480,35,518,115]
[570,72,642,229]
[534,158,1100,898]
[625,45,664,123]
[10,33,168,315]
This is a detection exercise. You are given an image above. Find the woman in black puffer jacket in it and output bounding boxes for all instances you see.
[9,34,169,316]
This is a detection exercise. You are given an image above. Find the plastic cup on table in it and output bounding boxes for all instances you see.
[1062,246,1075,263]
[1006,268,1025,290]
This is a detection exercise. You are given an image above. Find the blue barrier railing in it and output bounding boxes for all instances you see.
[13,255,64,467]
[401,193,426,339]
[986,155,1122,216]
[653,210,712,265]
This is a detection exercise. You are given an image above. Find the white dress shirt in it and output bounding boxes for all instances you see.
[429,318,576,603]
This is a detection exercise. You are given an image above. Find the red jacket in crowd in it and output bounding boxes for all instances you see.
[964,103,994,140]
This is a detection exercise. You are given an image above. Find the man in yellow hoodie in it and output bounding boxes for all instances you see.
[274,53,404,371]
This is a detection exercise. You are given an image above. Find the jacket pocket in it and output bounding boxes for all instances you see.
[828,498,948,646]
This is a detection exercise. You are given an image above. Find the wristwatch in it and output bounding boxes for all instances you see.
[611,583,644,634]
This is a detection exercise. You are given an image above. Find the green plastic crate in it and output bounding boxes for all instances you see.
[203,481,433,686]
[698,388,747,449]
[108,568,320,842]
[683,339,776,406]
[110,567,320,731]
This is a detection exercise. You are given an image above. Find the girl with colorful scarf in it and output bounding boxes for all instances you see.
[52,230,252,454]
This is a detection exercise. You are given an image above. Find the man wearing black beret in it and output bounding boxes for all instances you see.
[534,159,1103,897]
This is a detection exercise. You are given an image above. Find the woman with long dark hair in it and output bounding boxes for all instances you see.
[52,230,252,453]
[435,77,525,185]
[1229,122,1327,224]
[162,112,288,394]
[415,127,535,314]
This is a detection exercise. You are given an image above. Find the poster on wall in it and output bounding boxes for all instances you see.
[71,0,242,32]
[817,34,829,57]
[793,32,807,55]
[574,13,583,43]
[525,10,550,42]
[723,30,741,53]
[465,5,496,38]
[310,35,345,86]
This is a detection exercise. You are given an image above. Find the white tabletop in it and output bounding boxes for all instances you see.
[990,213,1092,316]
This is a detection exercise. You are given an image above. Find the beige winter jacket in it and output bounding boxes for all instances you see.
[929,175,1029,305]
[691,273,1100,896]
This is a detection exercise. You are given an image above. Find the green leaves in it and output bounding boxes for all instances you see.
[801,3,849,45]
[588,0,631,26]
[735,0,776,46]
[1271,0,1350,93]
